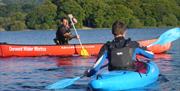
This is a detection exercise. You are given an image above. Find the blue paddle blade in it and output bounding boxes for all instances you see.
[46,77,80,89]
[148,27,180,47]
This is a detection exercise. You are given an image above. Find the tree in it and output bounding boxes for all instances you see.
[105,4,134,27]
[162,14,178,26]
[141,0,179,27]
[78,0,107,27]
[128,18,143,28]
[126,0,144,18]
[144,16,157,27]
[1,0,180,30]
[52,0,84,27]
[26,0,57,29]
[0,17,4,28]
[7,21,26,31]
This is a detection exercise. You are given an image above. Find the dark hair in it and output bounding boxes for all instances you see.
[60,17,68,22]
[112,21,127,36]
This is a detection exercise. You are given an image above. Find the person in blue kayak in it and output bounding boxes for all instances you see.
[84,20,154,77]
[54,15,79,45]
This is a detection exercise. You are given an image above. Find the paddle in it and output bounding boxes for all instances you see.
[46,52,107,89]
[46,76,83,89]
[68,14,89,57]
[147,27,180,47]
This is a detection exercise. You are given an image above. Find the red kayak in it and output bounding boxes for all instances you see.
[0,39,171,57]
[138,39,171,53]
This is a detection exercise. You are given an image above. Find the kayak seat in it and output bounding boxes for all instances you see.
[134,61,147,74]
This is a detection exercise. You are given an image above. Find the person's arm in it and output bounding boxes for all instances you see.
[64,32,79,40]
[132,48,154,61]
[96,42,109,60]
[128,40,147,50]
[84,44,109,77]
[85,51,108,77]
[68,14,78,28]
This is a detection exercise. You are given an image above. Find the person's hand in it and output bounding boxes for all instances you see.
[84,68,96,77]
[68,14,78,24]
[84,69,90,77]
[76,35,80,39]
[72,18,78,24]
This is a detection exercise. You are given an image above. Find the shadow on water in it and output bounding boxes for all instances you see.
[159,74,169,82]
[37,67,60,71]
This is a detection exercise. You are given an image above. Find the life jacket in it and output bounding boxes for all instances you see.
[108,38,135,71]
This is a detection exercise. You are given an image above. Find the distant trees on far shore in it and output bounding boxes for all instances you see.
[0,0,179,31]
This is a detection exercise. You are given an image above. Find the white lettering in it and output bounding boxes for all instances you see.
[23,47,33,51]
[117,52,123,55]
[61,46,75,49]
[9,47,23,51]
[9,46,46,52]
[61,45,95,49]
[34,47,46,51]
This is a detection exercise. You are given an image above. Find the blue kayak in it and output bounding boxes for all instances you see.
[88,61,159,90]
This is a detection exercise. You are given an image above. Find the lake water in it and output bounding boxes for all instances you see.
[0,28,180,91]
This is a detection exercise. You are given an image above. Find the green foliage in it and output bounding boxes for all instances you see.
[0,17,4,28]
[0,0,179,31]
[125,0,145,19]
[0,14,26,31]
[79,0,107,27]
[128,18,143,28]
[0,0,43,30]
[7,21,26,31]
[162,14,178,26]
[106,4,134,27]
[26,0,57,29]
[141,0,179,27]
[52,0,84,27]
[10,12,26,21]
[143,16,157,27]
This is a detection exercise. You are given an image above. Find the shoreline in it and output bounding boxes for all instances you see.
[0,28,5,31]
[81,26,93,30]
[0,26,177,31]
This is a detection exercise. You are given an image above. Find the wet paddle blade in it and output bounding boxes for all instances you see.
[148,27,180,47]
[46,77,80,89]
[80,48,89,57]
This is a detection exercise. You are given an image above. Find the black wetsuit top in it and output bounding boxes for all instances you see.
[97,37,140,59]
[97,37,146,70]
[56,25,71,45]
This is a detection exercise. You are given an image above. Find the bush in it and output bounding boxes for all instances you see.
[8,21,26,31]
[162,14,178,26]
[128,18,143,28]
[144,17,157,27]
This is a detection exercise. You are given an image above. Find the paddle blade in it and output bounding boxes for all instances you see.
[80,48,89,57]
[148,27,180,47]
[46,77,80,89]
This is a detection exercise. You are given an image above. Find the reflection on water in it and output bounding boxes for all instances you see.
[55,56,96,67]
[154,54,172,61]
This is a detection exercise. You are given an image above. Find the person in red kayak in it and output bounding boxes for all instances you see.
[54,14,79,45]
[84,20,154,77]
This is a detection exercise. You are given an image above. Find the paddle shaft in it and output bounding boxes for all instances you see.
[147,44,153,48]
[69,18,84,49]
